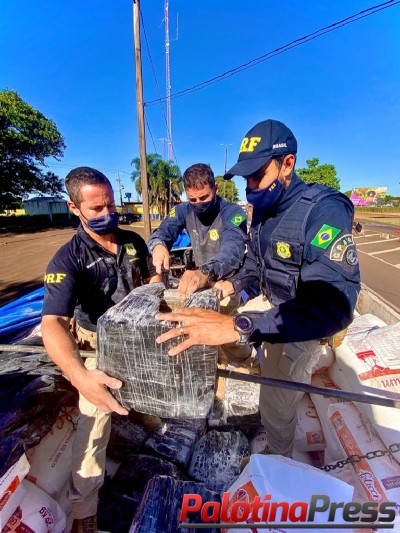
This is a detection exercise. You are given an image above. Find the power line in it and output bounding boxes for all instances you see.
[145,0,400,106]
[139,9,169,134]
[46,163,132,175]
[139,6,180,168]
[144,110,158,153]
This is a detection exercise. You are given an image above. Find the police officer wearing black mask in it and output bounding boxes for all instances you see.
[148,163,247,298]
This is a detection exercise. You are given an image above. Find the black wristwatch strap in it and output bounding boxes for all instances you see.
[200,265,217,283]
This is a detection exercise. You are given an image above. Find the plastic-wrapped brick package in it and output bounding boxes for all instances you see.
[144,418,207,468]
[130,475,221,533]
[97,283,219,418]
[188,429,250,492]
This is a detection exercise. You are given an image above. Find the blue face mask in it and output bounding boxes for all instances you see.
[82,212,119,235]
[246,179,284,224]
[190,194,218,218]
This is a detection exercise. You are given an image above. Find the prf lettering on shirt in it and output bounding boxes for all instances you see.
[44,273,67,283]
[240,136,261,153]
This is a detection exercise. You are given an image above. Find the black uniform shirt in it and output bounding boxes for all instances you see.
[42,225,156,331]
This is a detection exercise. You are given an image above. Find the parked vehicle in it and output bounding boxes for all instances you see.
[118,212,141,224]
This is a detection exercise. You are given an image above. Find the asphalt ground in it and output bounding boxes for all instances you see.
[1,220,400,310]
[353,221,400,309]
[0,224,147,306]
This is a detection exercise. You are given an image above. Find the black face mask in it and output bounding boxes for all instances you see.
[190,195,218,221]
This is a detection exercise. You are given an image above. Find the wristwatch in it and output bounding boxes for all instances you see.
[233,314,254,345]
[200,265,217,283]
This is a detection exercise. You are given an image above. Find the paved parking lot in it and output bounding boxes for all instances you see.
[355,228,400,269]
[0,225,146,306]
[355,224,400,309]
[1,221,400,311]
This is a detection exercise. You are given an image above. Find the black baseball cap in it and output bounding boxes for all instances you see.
[224,119,297,180]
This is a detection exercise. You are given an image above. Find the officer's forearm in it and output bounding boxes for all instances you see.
[247,282,355,344]
[41,315,87,384]
[229,258,259,294]
[228,241,259,293]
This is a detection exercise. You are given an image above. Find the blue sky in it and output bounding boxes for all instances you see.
[1,0,399,202]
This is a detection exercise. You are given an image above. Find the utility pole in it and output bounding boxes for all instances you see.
[133,0,151,240]
[219,143,232,199]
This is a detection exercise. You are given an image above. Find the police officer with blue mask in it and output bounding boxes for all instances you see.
[41,166,161,533]
[155,119,361,459]
[148,163,248,299]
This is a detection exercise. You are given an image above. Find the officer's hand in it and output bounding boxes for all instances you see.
[177,269,208,297]
[155,307,239,355]
[152,244,170,275]
[213,280,235,299]
[72,368,129,415]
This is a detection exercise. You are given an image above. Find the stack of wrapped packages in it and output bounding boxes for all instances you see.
[3,282,400,533]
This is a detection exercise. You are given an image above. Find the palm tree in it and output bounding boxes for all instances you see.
[215,176,239,202]
[131,153,182,219]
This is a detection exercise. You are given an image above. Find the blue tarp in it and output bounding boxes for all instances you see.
[0,287,44,340]
[171,230,191,249]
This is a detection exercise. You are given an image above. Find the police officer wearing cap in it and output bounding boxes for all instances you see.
[148,163,247,298]
[155,120,360,458]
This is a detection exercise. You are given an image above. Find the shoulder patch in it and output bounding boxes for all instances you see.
[345,247,359,266]
[124,243,137,256]
[169,206,176,218]
[209,229,220,241]
[329,234,354,261]
[310,224,341,249]
[231,213,246,226]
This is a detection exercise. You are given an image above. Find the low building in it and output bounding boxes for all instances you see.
[23,196,70,222]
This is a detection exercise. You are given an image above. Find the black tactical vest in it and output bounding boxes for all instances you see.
[250,184,353,305]
[185,208,224,267]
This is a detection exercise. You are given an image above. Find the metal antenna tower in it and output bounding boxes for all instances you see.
[164,0,173,162]
[158,137,168,161]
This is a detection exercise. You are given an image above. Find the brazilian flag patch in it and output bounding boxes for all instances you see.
[311,224,341,249]
[231,214,246,226]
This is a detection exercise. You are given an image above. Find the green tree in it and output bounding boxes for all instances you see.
[296,157,340,190]
[343,190,352,198]
[0,89,66,211]
[215,176,239,202]
[131,153,182,218]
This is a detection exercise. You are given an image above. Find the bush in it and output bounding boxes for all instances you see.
[0,213,77,232]
[355,206,400,214]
